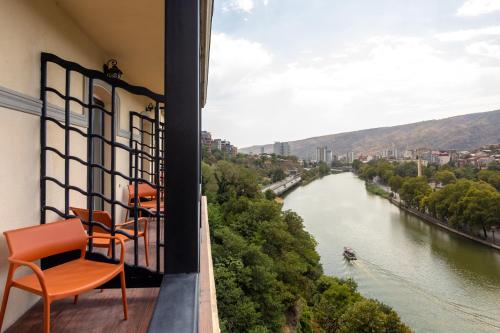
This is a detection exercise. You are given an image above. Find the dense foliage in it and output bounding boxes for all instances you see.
[354,159,500,239]
[203,151,411,332]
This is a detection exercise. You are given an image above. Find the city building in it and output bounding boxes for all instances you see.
[201,130,212,151]
[347,152,355,164]
[273,141,291,156]
[316,146,328,162]
[213,138,222,150]
[326,149,333,162]
[231,146,238,157]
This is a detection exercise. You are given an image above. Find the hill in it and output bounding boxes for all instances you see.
[240,110,500,158]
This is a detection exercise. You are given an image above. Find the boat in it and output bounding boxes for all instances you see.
[343,247,357,260]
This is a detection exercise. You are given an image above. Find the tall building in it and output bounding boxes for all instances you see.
[316,146,328,162]
[273,141,290,156]
[326,149,333,163]
[347,152,355,163]
[201,131,212,151]
[213,139,222,150]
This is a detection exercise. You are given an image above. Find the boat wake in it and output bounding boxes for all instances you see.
[353,259,500,331]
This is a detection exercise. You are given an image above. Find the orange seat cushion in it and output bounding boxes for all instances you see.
[13,259,121,300]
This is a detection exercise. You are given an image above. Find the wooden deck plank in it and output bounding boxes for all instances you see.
[5,288,159,333]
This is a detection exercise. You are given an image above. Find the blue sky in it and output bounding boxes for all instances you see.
[203,0,500,147]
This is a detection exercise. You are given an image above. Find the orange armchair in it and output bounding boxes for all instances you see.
[127,183,164,214]
[0,219,127,333]
[70,207,150,267]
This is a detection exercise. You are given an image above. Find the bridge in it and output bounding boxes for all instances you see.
[261,175,302,196]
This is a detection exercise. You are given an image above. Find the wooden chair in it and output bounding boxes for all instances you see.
[0,219,127,333]
[70,207,150,267]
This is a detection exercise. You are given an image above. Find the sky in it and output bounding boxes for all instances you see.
[202,0,500,148]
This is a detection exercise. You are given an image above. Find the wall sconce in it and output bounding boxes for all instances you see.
[145,103,154,112]
[103,59,123,79]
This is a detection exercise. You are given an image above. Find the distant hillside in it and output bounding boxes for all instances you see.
[240,110,500,158]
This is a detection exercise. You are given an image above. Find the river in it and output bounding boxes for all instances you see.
[283,172,500,333]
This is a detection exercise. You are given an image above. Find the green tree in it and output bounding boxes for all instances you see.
[264,189,276,200]
[435,170,456,185]
[399,177,431,209]
[488,161,500,171]
[487,174,500,191]
[478,170,500,191]
[313,277,361,332]
[455,182,500,238]
[425,179,473,222]
[394,162,418,178]
[270,168,286,182]
[318,162,331,177]
[352,159,362,172]
[338,299,411,333]
[453,166,476,180]
[361,166,377,181]
[389,175,404,193]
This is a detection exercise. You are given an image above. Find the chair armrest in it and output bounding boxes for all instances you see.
[117,217,149,233]
[88,235,126,265]
[8,258,48,294]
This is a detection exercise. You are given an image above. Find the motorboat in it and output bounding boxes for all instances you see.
[343,247,357,260]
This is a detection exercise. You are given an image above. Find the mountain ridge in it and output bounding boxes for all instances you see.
[240,109,500,158]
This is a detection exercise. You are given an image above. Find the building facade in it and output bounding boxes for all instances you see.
[0,1,218,331]
[273,141,290,156]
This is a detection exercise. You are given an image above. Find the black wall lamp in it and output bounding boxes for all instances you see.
[145,103,154,112]
[103,59,123,79]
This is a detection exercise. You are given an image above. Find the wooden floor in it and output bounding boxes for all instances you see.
[5,288,159,333]
[5,217,163,333]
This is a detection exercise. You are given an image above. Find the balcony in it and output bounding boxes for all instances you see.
[0,0,217,332]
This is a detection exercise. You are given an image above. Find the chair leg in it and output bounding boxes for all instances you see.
[143,232,150,267]
[120,270,128,320]
[0,282,12,331]
[73,295,78,304]
[43,298,51,333]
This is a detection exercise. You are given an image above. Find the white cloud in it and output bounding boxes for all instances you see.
[457,0,500,17]
[222,0,269,13]
[466,40,500,58]
[435,26,500,41]
[222,0,254,13]
[204,33,500,147]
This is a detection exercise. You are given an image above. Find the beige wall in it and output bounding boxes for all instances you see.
[0,0,150,330]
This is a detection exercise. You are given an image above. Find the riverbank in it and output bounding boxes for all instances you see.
[365,182,390,199]
[390,198,500,251]
[362,177,500,252]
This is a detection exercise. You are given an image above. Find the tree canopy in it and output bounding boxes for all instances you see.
[203,154,411,332]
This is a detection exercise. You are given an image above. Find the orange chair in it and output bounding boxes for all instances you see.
[127,183,164,215]
[0,219,127,333]
[71,207,150,266]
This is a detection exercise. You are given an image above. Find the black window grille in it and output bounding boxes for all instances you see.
[40,53,166,284]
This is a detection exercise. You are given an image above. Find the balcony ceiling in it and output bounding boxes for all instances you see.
[56,0,164,94]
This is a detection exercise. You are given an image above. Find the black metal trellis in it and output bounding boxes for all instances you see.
[40,53,165,286]
[129,111,165,273]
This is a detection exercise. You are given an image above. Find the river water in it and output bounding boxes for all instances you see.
[283,173,500,333]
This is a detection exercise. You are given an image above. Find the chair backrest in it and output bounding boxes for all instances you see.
[4,219,87,262]
[128,183,157,202]
[70,207,112,233]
